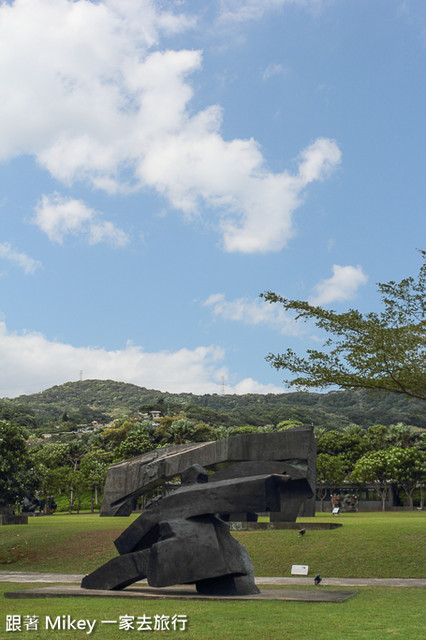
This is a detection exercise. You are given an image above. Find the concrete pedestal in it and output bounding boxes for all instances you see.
[0,514,28,525]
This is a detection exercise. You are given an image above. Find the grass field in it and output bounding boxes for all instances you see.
[0,512,425,639]
[0,512,424,578]
[1,584,424,640]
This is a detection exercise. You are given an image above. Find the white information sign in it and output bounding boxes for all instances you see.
[291,565,309,575]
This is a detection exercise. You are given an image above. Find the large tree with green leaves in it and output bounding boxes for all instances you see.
[386,446,426,510]
[317,429,369,472]
[80,449,112,512]
[351,450,393,511]
[261,251,425,402]
[0,420,30,508]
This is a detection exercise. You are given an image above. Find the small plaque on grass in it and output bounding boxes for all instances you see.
[291,565,309,575]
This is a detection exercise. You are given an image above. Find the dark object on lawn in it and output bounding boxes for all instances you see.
[22,497,40,513]
[314,574,322,586]
[82,464,313,596]
[100,429,317,520]
[299,528,306,536]
[39,496,57,515]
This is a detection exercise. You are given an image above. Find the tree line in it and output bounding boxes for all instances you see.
[316,423,425,511]
[1,410,425,515]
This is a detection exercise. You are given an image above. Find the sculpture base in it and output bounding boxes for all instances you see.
[0,515,28,526]
[196,574,260,596]
[5,584,357,602]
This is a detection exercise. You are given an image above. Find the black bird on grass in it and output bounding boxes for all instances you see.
[298,528,306,536]
[314,574,322,586]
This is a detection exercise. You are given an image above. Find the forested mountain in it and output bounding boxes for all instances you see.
[2,379,424,431]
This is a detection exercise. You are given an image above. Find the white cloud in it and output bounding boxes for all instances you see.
[219,137,341,253]
[33,194,129,247]
[309,264,368,305]
[232,378,284,394]
[0,320,279,398]
[204,293,302,335]
[0,242,41,275]
[262,62,288,80]
[0,0,341,254]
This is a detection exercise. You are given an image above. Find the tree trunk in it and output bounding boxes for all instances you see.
[405,487,414,510]
[69,487,74,514]
[91,488,95,514]
[381,487,387,511]
[317,487,326,512]
[376,484,387,511]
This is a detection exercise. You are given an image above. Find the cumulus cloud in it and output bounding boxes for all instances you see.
[0,321,216,397]
[231,378,284,394]
[0,320,280,398]
[219,137,341,253]
[309,264,368,305]
[0,0,341,253]
[0,242,41,274]
[205,293,302,335]
[33,194,129,246]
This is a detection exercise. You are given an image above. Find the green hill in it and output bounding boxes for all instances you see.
[2,379,424,431]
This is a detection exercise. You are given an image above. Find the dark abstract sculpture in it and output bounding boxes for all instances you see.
[22,497,40,513]
[100,428,316,520]
[81,462,313,595]
[22,495,57,515]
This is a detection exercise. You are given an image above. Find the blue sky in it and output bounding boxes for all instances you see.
[0,0,424,398]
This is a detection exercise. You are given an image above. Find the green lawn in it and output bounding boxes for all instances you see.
[1,512,425,578]
[0,512,425,639]
[241,511,426,578]
[0,513,129,573]
[0,584,424,640]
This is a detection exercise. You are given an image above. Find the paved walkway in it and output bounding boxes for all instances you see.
[0,571,424,587]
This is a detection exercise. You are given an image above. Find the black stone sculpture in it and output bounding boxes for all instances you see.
[81,463,312,595]
[22,495,57,515]
[22,497,40,513]
[100,428,317,520]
